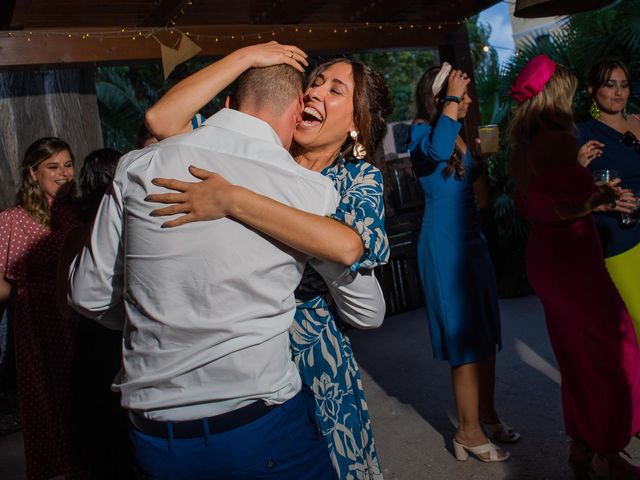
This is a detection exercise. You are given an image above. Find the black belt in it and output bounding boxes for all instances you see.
[129,401,278,439]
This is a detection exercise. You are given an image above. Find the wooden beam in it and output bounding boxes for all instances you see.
[346,0,443,23]
[140,0,186,27]
[0,24,451,67]
[0,0,16,30]
[250,1,318,25]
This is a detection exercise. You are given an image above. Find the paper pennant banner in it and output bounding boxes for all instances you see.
[160,33,202,79]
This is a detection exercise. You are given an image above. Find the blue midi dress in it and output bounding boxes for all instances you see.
[408,115,501,367]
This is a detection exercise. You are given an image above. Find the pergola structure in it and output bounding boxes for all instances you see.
[1,0,499,67]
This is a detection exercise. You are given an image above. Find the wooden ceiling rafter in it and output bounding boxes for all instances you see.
[0,22,457,67]
[140,0,188,27]
[7,0,501,29]
[250,0,317,25]
[0,0,503,67]
[346,0,419,23]
[0,0,17,30]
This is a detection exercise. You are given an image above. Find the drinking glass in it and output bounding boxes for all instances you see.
[477,125,500,155]
[592,169,619,186]
[621,190,640,225]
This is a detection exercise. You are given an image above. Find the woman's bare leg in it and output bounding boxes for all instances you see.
[453,361,507,460]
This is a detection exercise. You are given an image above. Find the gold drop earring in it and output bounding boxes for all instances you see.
[350,131,367,159]
[589,100,601,119]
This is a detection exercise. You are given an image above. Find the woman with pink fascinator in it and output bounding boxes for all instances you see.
[408,64,516,464]
[510,54,640,479]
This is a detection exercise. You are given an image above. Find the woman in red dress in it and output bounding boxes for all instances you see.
[509,55,640,479]
[0,137,79,480]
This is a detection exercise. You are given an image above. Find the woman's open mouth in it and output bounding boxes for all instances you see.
[301,106,324,127]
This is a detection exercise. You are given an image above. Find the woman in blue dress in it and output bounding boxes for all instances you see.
[408,64,517,463]
[144,42,391,480]
[576,60,640,338]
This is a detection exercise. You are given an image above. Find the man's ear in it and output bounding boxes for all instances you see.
[224,95,232,109]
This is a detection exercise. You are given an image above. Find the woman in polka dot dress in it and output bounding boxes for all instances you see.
[0,137,80,480]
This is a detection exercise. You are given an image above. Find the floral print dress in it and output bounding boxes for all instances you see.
[291,156,389,480]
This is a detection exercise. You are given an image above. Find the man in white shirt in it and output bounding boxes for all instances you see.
[68,64,364,479]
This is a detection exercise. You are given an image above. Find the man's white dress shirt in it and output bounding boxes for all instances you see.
[69,109,384,421]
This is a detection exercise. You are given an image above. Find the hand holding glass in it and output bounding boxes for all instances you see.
[621,190,640,225]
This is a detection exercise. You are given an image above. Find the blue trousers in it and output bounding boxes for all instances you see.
[129,390,338,480]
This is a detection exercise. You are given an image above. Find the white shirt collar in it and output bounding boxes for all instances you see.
[203,108,283,148]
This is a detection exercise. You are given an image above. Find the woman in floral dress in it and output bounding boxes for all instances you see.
[145,42,392,480]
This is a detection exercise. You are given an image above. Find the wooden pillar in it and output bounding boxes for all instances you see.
[0,68,103,209]
[438,24,490,210]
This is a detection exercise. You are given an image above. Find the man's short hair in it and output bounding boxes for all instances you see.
[235,65,304,115]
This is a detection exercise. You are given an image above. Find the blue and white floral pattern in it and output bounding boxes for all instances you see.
[292,156,389,480]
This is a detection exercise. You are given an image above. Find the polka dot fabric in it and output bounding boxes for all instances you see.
[0,203,79,480]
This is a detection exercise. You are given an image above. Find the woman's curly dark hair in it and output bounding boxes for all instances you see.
[305,58,394,165]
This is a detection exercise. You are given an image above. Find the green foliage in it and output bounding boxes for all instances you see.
[96,60,229,151]
[467,14,495,74]
[96,67,148,152]
[351,50,436,121]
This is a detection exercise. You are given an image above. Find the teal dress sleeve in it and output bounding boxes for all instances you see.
[191,113,206,129]
[327,160,389,271]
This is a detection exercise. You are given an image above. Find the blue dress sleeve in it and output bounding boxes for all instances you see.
[329,162,389,271]
[191,113,206,129]
[408,115,462,163]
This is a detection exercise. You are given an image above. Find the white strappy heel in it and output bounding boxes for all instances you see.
[483,421,521,443]
[453,438,511,463]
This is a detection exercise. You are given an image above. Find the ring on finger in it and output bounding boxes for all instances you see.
[289,51,294,58]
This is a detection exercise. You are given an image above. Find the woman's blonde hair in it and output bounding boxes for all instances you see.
[16,137,74,225]
[510,64,578,157]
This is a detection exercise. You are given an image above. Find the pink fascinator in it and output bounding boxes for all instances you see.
[509,54,557,103]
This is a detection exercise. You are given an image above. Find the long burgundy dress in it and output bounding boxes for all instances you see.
[0,200,79,479]
[515,129,640,454]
